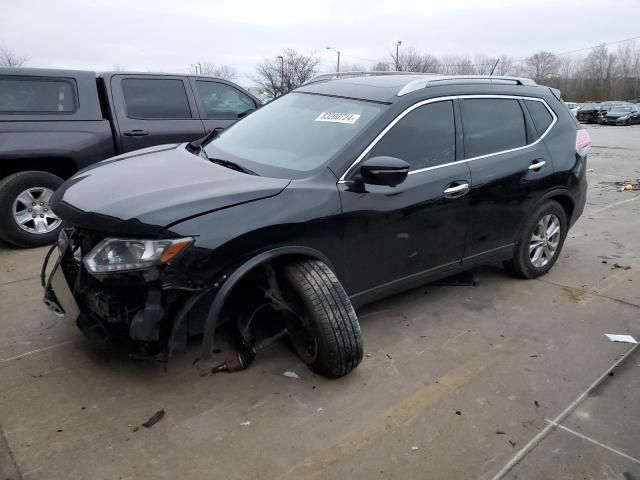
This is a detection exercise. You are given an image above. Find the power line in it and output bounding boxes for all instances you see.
[340,32,640,68]
[511,32,640,64]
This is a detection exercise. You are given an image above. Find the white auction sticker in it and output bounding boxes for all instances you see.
[315,112,361,124]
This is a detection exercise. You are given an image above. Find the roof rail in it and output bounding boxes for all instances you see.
[304,70,432,85]
[397,75,538,96]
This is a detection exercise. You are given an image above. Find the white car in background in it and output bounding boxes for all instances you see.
[565,102,580,116]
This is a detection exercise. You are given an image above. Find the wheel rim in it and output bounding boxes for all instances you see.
[12,187,61,234]
[287,315,318,364]
[529,214,561,268]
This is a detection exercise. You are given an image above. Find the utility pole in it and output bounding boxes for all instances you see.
[191,63,202,75]
[326,47,340,73]
[277,55,284,96]
[394,41,402,71]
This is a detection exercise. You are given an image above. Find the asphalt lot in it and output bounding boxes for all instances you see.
[1,124,639,480]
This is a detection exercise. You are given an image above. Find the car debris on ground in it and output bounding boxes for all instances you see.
[142,409,166,429]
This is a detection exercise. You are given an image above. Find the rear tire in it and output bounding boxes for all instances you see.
[281,259,363,378]
[0,171,64,248]
[505,201,567,279]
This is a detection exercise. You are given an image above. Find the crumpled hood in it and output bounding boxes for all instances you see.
[51,144,290,236]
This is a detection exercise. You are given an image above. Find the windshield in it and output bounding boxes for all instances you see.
[204,93,385,177]
[610,106,633,113]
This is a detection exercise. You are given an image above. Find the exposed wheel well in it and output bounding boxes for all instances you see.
[549,194,575,223]
[0,158,78,182]
[221,253,333,314]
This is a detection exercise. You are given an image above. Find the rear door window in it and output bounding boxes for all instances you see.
[195,81,256,119]
[525,99,554,137]
[366,100,456,170]
[121,78,191,119]
[0,78,76,113]
[460,98,527,158]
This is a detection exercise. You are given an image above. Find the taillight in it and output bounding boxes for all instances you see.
[576,129,591,157]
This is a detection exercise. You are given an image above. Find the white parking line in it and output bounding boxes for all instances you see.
[544,419,640,465]
[0,340,77,363]
[589,194,640,215]
[486,342,639,480]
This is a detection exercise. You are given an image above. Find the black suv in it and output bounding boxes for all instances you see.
[43,73,590,378]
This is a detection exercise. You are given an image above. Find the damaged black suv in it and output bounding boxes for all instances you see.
[43,73,590,378]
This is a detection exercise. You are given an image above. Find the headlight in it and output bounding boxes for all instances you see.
[618,115,629,121]
[83,237,193,274]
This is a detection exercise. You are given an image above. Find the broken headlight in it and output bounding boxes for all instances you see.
[83,238,193,274]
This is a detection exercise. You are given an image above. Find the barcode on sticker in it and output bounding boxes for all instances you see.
[315,112,360,124]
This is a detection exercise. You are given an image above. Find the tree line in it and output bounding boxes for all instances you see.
[3,40,639,102]
[250,40,640,102]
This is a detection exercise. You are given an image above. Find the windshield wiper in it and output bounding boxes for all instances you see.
[207,157,258,176]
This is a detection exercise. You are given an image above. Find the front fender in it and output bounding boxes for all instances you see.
[198,245,335,359]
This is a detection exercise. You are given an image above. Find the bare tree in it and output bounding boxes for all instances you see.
[192,62,237,81]
[373,61,391,71]
[0,46,27,67]
[338,62,366,72]
[253,48,321,97]
[581,43,618,98]
[493,55,517,76]
[525,51,559,82]
[391,47,439,73]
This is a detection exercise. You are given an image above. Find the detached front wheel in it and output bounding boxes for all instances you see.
[0,171,64,248]
[280,259,363,378]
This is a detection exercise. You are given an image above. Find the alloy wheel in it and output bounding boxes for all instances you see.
[12,187,61,234]
[529,214,561,268]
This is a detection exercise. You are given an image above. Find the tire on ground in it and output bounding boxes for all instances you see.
[281,259,363,378]
[504,200,568,279]
[0,171,64,248]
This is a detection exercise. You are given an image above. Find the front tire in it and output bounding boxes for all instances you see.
[0,171,65,248]
[505,201,567,279]
[280,259,363,378]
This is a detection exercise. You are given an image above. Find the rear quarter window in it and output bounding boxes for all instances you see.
[525,99,554,137]
[0,78,77,113]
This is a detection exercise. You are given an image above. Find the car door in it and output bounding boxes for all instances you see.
[338,99,471,300]
[189,78,259,132]
[460,96,556,262]
[111,75,206,152]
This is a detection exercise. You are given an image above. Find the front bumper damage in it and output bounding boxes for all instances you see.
[42,229,219,361]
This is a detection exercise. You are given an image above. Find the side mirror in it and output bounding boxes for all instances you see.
[359,156,410,187]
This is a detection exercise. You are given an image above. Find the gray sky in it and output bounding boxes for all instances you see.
[2,0,639,85]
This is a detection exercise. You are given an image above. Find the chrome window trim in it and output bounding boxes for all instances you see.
[337,94,558,183]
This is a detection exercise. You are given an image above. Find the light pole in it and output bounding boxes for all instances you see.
[276,55,284,96]
[394,41,402,71]
[326,46,341,73]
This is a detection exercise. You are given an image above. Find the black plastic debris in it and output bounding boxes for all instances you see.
[611,263,631,270]
[143,409,166,428]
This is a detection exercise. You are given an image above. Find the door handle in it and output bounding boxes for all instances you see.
[443,182,469,198]
[123,129,149,137]
[528,160,547,171]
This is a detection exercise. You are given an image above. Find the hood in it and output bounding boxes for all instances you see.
[52,144,290,236]
[605,112,629,119]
